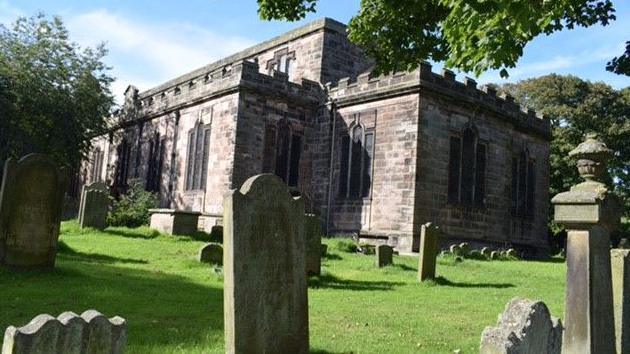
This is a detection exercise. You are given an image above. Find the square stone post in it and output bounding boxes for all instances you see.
[611,249,630,353]
[418,222,440,282]
[552,133,621,354]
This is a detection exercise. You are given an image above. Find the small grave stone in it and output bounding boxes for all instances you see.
[223,174,308,354]
[506,249,517,258]
[459,242,470,256]
[481,247,491,257]
[210,225,223,243]
[418,223,440,281]
[611,249,630,353]
[490,251,499,260]
[2,310,127,354]
[0,154,68,270]
[480,298,562,354]
[304,214,322,276]
[376,245,393,267]
[198,243,223,265]
[320,244,328,258]
[449,244,462,256]
[78,182,109,230]
[619,238,630,249]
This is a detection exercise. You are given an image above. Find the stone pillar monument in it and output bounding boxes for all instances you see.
[551,133,621,354]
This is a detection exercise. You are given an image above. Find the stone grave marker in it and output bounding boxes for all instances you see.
[0,154,67,270]
[78,182,109,230]
[418,222,440,281]
[223,174,308,354]
[2,310,127,354]
[480,297,562,354]
[320,244,328,258]
[198,243,223,265]
[611,249,630,354]
[376,244,393,267]
[304,214,322,276]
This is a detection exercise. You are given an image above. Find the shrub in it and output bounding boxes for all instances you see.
[107,180,159,228]
[332,238,358,253]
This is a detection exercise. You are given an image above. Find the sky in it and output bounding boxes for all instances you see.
[1,0,628,104]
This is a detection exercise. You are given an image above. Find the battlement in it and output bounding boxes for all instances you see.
[326,62,551,138]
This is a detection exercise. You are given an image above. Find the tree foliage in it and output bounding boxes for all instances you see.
[257,0,619,77]
[502,75,630,215]
[0,14,114,169]
[607,41,630,76]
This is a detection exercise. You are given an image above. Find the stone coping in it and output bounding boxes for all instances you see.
[149,209,202,216]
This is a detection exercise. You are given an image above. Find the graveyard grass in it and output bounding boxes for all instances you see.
[0,221,566,353]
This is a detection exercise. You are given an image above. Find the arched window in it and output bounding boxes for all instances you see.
[146,132,164,193]
[511,149,536,218]
[262,118,302,187]
[185,122,211,191]
[114,138,130,188]
[339,124,374,199]
[447,125,486,207]
[90,148,104,183]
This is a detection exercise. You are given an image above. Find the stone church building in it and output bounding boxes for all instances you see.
[80,18,551,254]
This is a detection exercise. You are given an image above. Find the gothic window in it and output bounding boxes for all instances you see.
[267,49,296,80]
[90,148,104,182]
[262,119,302,187]
[114,138,131,188]
[185,122,211,191]
[447,125,486,207]
[146,133,165,193]
[339,124,374,199]
[511,149,536,218]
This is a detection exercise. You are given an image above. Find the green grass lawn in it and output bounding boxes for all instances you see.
[0,221,566,353]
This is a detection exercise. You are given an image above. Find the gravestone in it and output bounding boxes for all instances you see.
[376,245,393,267]
[0,154,68,270]
[304,214,322,276]
[320,244,328,257]
[449,244,462,256]
[490,251,499,260]
[459,242,470,256]
[481,247,491,258]
[551,134,620,354]
[619,238,630,249]
[2,310,127,354]
[480,298,562,354]
[611,249,630,353]
[149,209,201,236]
[198,243,223,265]
[78,182,109,230]
[418,223,440,281]
[223,174,308,354]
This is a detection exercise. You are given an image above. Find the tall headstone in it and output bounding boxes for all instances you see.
[78,182,109,230]
[2,310,127,354]
[480,298,563,354]
[551,133,621,354]
[223,174,308,354]
[611,249,630,354]
[376,244,393,267]
[0,154,67,270]
[418,223,440,281]
[304,214,322,276]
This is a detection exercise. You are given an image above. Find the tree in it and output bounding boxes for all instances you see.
[0,14,114,169]
[501,74,630,216]
[607,41,630,76]
[257,0,618,77]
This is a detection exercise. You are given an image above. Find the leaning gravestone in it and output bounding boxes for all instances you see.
[0,154,67,270]
[78,182,109,230]
[2,310,127,354]
[418,223,439,281]
[304,214,322,276]
[376,245,393,267]
[480,298,562,354]
[223,174,308,354]
[198,243,223,265]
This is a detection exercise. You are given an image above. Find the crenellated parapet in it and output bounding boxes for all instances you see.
[326,62,551,139]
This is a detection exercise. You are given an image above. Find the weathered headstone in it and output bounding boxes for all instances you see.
[619,238,630,249]
[149,209,201,236]
[480,298,562,354]
[198,243,223,265]
[304,214,322,276]
[551,134,621,354]
[449,244,462,256]
[611,249,630,354]
[376,244,393,267]
[320,244,328,258]
[490,251,499,260]
[78,182,109,230]
[506,249,517,258]
[1,310,127,354]
[0,154,68,270]
[418,222,440,281]
[459,242,470,256]
[223,174,308,354]
[481,247,491,258]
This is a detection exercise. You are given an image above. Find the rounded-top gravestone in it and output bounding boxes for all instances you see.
[198,243,223,265]
[0,154,68,270]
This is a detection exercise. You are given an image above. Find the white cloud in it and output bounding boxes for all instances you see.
[65,9,256,103]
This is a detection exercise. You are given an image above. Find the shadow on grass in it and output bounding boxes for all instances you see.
[393,263,416,272]
[105,228,160,240]
[431,276,514,289]
[308,274,404,291]
[0,258,224,351]
[323,253,343,261]
[58,241,148,265]
[310,350,355,354]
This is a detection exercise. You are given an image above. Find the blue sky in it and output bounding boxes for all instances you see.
[1,0,628,103]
